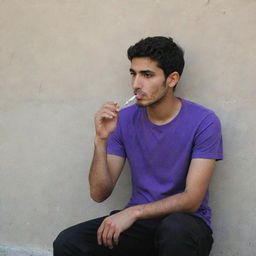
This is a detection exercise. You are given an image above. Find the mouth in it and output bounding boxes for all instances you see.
[135,91,145,100]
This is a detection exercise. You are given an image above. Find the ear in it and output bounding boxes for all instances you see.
[166,72,180,89]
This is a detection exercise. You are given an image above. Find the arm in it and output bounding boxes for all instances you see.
[97,158,216,248]
[131,158,216,218]
[89,102,125,202]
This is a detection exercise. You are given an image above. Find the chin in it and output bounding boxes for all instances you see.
[137,94,167,108]
[137,96,164,107]
[136,102,146,107]
[135,99,148,107]
[136,101,154,108]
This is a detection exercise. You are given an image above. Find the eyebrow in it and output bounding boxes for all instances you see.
[129,68,155,74]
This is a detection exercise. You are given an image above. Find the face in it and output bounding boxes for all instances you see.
[129,57,170,107]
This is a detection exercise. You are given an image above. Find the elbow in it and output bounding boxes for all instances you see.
[90,192,106,203]
[187,202,201,213]
[90,188,111,203]
[182,197,201,213]
[188,205,200,213]
[182,191,202,213]
[90,194,105,203]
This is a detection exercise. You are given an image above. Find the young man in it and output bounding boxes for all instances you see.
[53,36,223,256]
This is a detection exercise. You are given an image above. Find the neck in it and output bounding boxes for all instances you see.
[146,93,181,125]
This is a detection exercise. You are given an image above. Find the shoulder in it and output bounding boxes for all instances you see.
[180,99,222,142]
[181,98,220,123]
[181,98,214,115]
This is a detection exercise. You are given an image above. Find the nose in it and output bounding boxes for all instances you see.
[132,75,142,91]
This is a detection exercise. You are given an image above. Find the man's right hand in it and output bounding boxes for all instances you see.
[95,101,120,140]
[90,101,125,202]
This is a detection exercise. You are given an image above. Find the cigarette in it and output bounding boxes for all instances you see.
[124,95,136,106]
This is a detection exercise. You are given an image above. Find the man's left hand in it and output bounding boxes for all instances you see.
[97,207,139,249]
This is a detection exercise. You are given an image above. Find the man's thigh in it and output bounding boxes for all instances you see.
[53,211,160,256]
[113,213,213,256]
[155,213,213,256]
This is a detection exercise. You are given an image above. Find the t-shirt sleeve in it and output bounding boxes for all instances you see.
[107,120,126,158]
[192,113,223,160]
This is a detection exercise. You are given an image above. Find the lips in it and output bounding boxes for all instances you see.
[135,91,144,100]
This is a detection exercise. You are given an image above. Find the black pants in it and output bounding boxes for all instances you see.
[53,211,213,256]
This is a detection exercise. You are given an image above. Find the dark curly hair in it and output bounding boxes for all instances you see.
[127,36,185,80]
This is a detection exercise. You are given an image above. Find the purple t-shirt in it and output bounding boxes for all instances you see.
[107,98,223,227]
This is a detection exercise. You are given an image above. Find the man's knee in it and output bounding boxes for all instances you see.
[156,213,195,242]
[53,228,74,256]
[53,218,105,256]
[53,226,92,256]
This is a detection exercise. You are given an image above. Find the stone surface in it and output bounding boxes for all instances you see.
[0,245,51,256]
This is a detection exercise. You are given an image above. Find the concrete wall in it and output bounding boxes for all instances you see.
[0,0,255,255]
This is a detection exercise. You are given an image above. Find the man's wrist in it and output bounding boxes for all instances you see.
[94,135,108,145]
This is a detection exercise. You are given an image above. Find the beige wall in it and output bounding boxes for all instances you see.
[0,0,255,255]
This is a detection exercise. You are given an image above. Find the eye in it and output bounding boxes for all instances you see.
[130,72,136,77]
[144,72,153,78]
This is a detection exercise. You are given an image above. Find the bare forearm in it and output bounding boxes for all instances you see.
[130,191,199,220]
[89,136,113,202]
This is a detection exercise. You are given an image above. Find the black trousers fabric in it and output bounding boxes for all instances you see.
[53,211,213,256]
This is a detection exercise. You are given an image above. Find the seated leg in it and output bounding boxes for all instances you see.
[155,213,213,256]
